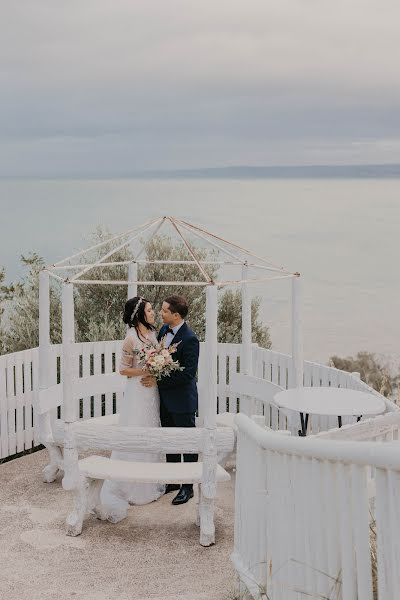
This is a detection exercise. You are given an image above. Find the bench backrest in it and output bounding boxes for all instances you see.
[230,373,283,405]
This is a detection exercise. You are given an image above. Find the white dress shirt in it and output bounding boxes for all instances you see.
[164,320,185,348]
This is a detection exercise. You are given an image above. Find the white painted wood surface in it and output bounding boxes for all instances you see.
[233,413,400,600]
[78,455,230,483]
[291,274,303,389]
[241,264,252,377]
[274,386,386,417]
[50,421,234,454]
[0,342,397,460]
[127,262,138,298]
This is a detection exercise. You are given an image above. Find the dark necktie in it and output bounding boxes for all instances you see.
[166,327,175,335]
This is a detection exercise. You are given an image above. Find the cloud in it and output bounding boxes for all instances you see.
[1,0,400,173]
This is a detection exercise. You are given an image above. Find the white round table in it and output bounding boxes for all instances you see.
[274,387,386,436]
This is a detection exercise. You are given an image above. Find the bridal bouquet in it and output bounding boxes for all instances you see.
[135,338,184,381]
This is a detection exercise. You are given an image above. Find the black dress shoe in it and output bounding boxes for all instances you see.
[172,487,194,505]
[165,484,181,494]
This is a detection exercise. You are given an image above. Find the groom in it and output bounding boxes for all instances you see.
[141,295,199,505]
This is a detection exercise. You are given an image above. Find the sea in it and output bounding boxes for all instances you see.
[0,177,399,368]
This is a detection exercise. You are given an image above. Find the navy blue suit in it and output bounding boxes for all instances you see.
[157,322,199,488]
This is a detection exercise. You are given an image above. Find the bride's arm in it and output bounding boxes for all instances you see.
[119,335,143,378]
[120,366,144,378]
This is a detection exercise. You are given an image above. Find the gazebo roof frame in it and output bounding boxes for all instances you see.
[45,216,298,287]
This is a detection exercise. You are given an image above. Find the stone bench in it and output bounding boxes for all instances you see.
[66,455,230,547]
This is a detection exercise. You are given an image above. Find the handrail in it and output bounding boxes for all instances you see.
[235,413,400,470]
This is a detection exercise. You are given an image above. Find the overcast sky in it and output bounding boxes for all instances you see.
[1,0,400,176]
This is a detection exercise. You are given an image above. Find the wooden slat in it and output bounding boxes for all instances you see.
[93,344,103,417]
[115,343,124,413]
[50,344,61,423]
[31,349,40,446]
[351,465,373,600]
[81,344,91,420]
[6,359,16,457]
[14,354,24,452]
[270,353,279,430]
[337,463,357,599]
[217,343,227,414]
[387,471,400,595]
[228,345,239,414]
[277,354,289,429]
[104,343,114,415]
[23,350,34,449]
[0,357,8,459]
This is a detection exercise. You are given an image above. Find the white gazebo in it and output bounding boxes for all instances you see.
[36,216,301,546]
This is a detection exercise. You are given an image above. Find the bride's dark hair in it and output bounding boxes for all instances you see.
[123,297,156,340]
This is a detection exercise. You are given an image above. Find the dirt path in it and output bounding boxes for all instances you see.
[0,450,236,600]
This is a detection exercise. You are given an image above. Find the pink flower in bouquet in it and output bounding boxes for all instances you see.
[134,337,184,381]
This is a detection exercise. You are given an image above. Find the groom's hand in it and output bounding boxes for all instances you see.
[141,374,157,388]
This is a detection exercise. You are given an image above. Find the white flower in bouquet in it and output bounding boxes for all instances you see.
[134,336,184,381]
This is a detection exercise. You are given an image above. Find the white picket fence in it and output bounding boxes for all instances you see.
[0,341,386,461]
[233,413,400,600]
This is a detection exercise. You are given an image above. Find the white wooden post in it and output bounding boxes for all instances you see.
[128,262,138,299]
[61,282,87,536]
[241,263,253,376]
[291,273,303,388]
[39,270,64,482]
[200,284,218,546]
[38,270,50,430]
[61,283,78,492]
[205,285,218,429]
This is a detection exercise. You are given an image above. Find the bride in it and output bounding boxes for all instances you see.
[100,296,165,521]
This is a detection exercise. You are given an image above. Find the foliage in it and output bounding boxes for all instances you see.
[329,351,398,397]
[0,229,272,354]
[73,226,132,342]
[137,234,218,339]
[0,254,62,354]
[218,289,271,348]
[137,236,270,346]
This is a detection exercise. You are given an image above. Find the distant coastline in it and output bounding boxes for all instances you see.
[2,163,400,180]
[140,164,400,180]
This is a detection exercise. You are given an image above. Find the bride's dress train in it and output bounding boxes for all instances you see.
[100,329,165,522]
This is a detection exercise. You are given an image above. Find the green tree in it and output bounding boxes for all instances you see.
[74,226,133,342]
[218,289,271,348]
[0,254,62,354]
[138,236,271,346]
[0,229,272,353]
[137,234,218,339]
[329,351,398,397]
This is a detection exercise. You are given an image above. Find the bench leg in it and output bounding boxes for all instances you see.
[66,476,89,537]
[42,443,64,483]
[199,483,215,547]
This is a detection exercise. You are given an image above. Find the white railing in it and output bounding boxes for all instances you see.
[0,341,389,461]
[233,413,400,600]
[0,347,39,459]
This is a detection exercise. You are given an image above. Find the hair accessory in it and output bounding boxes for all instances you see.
[130,297,144,321]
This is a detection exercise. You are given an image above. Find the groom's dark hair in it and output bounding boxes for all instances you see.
[165,295,189,318]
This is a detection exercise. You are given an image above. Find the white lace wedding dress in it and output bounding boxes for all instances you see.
[100,328,165,522]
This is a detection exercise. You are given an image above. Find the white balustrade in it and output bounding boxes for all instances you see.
[0,342,395,461]
[233,414,400,600]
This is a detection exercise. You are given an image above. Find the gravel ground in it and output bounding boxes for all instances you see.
[0,450,236,600]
